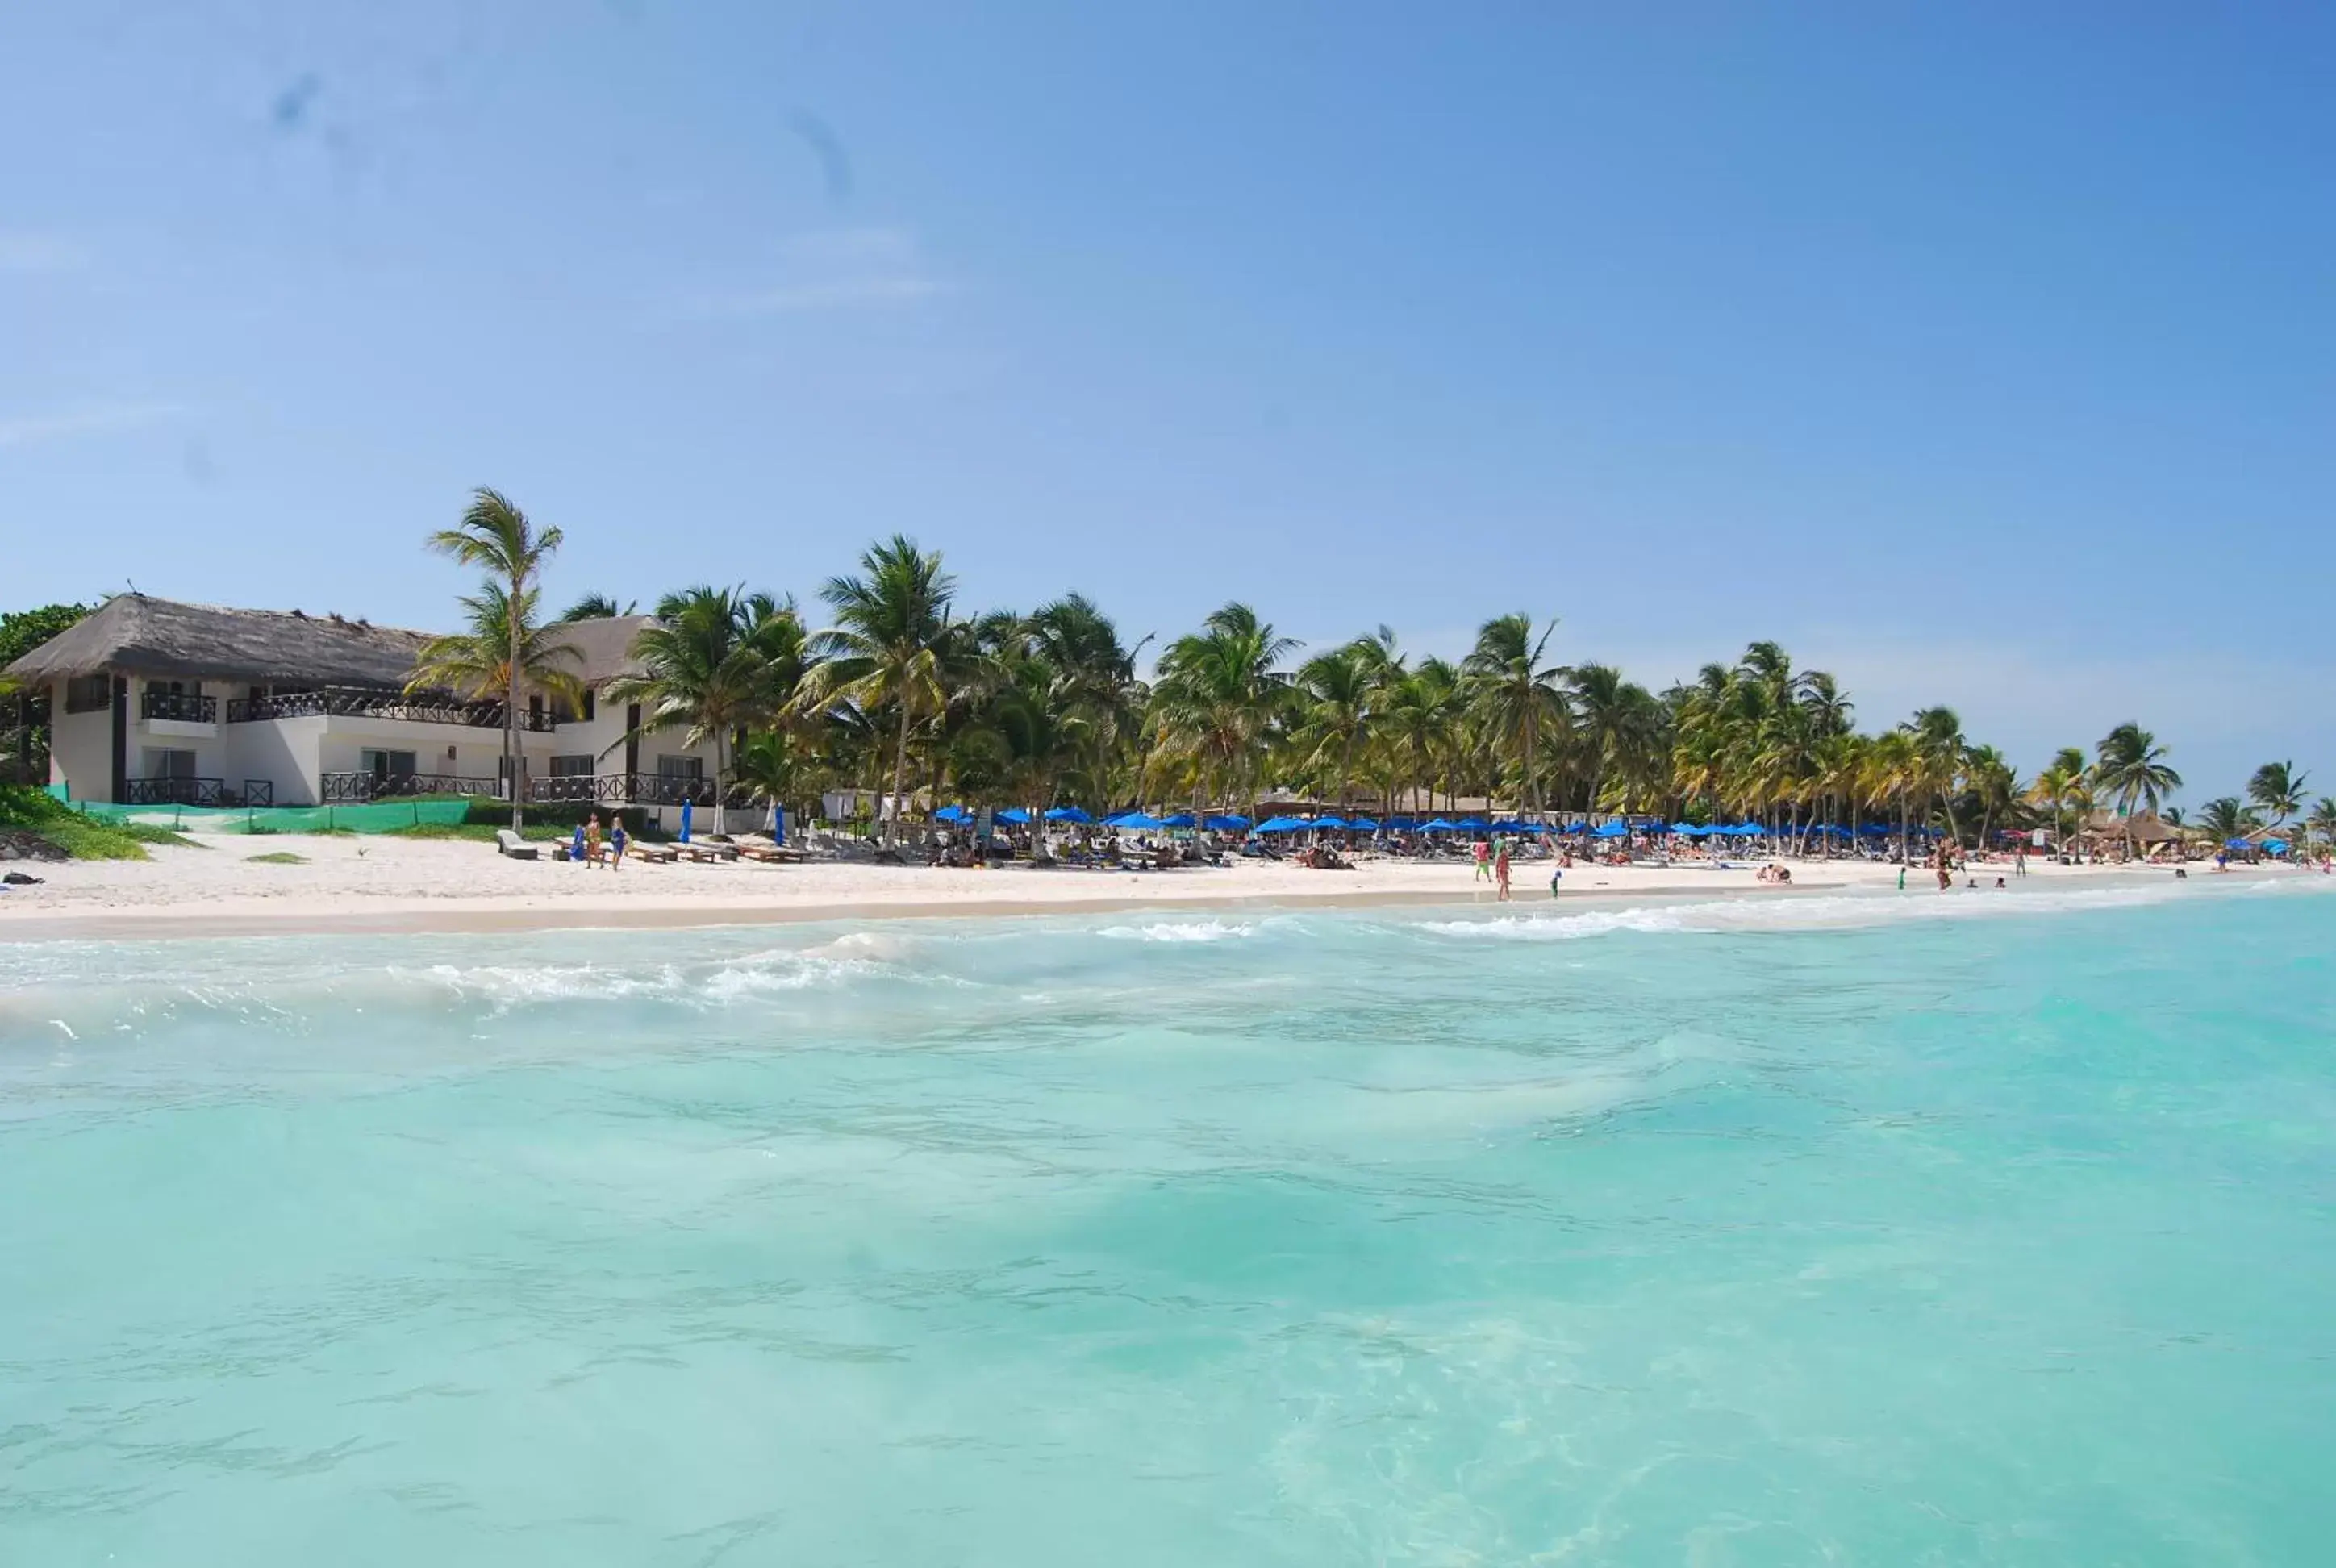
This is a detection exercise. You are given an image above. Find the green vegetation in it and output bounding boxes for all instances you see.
[246,851,308,865]
[386,821,570,843]
[0,783,200,860]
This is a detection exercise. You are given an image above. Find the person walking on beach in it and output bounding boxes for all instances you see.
[586,812,606,869]
[1494,841,1512,901]
[1474,839,1492,882]
[610,815,628,872]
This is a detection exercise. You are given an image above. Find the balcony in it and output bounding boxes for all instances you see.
[529,772,718,807]
[140,690,218,724]
[225,686,557,732]
[321,771,503,804]
[119,778,275,807]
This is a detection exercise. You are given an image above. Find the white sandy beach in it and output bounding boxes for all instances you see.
[0,832,2246,941]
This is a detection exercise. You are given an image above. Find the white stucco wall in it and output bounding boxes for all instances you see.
[48,685,114,802]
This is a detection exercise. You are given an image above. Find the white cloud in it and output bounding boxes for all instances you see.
[0,231,86,273]
[681,227,956,319]
[0,402,182,448]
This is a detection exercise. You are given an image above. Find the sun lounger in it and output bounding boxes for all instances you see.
[495,829,540,861]
[672,840,736,863]
[627,841,678,864]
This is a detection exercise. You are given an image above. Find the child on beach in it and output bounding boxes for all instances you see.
[1494,842,1512,901]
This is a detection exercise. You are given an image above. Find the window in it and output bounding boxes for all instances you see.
[147,749,196,780]
[65,674,112,713]
[581,686,596,722]
[360,749,418,781]
[657,755,703,780]
[528,694,544,720]
[550,755,594,778]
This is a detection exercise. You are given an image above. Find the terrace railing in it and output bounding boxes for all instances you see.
[123,776,228,807]
[320,772,503,804]
[528,772,719,807]
[225,686,557,732]
[140,690,218,723]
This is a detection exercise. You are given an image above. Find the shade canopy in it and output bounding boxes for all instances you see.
[1112,812,1166,831]
[1591,822,1629,839]
[1670,821,1704,836]
[933,804,972,824]
[1454,816,1492,831]
[1254,816,1306,832]
[1312,815,1349,831]
[1160,812,1197,828]
[1204,814,1250,830]
[996,807,1032,824]
[1419,819,1458,832]
[1045,806,1094,824]
[1347,816,1380,831]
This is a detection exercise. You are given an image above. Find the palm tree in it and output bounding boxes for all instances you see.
[425,487,565,828]
[798,536,957,845]
[605,586,806,835]
[1906,707,1967,846]
[1293,644,1374,808]
[1462,614,1566,816]
[1149,603,1295,824]
[2193,795,2257,846]
[406,584,586,809]
[2093,723,2182,816]
[558,592,636,623]
[1963,744,2017,853]
[1863,729,1921,861]
[2306,798,2336,857]
[2246,761,2309,827]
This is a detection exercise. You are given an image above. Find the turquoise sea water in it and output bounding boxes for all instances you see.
[4,880,2334,1565]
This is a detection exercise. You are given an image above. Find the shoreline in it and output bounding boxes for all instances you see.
[0,828,2249,943]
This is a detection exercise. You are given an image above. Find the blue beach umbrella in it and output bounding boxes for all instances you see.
[933,803,972,824]
[1591,821,1629,839]
[997,807,1032,824]
[1454,816,1492,832]
[1161,813,1197,828]
[1420,818,1458,832]
[1312,815,1349,831]
[1113,812,1166,831]
[2265,838,2290,854]
[1204,813,1250,831]
[1669,821,1701,836]
[1046,806,1094,824]
[1347,816,1380,832]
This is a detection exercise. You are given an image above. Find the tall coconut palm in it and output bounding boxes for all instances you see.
[798,536,957,844]
[1963,744,2017,852]
[1293,644,1374,808]
[425,487,565,828]
[1906,707,1968,845]
[2246,761,2309,827]
[406,583,586,807]
[1569,662,1660,827]
[1381,659,1459,817]
[1462,614,1567,815]
[605,586,806,835]
[1863,729,1921,861]
[2027,746,2089,853]
[1149,603,1294,822]
[2093,723,2182,817]
[2306,797,2336,856]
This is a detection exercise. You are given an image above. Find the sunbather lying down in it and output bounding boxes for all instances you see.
[1299,845,1354,871]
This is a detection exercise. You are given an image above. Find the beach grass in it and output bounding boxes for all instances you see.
[0,785,201,860]
[246,851,308,865]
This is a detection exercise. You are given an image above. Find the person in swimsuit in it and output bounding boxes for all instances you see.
[610,815,628,871]
[1494,840,1512,902]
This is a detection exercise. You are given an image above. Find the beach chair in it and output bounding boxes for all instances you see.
[627,841,679,864]
[495,829,540,861]
[673,840,736,863]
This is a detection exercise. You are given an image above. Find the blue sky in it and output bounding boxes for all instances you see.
[5,3,2330,800]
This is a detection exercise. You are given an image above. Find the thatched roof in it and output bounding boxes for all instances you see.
[0,594,432,688]
[552,614,656,685]
[2084,810,2184,844]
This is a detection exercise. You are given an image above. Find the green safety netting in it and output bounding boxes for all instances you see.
[60,798,474,834]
